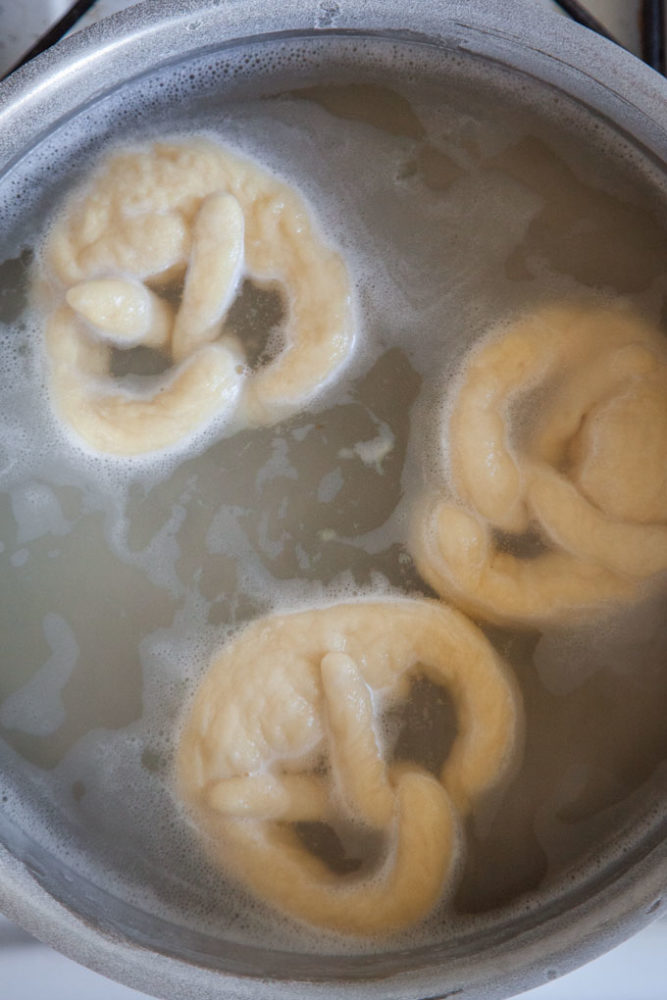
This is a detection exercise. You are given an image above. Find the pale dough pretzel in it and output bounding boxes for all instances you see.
[41,138,355,455]
[176,599,521,935]
[413,303,667,627]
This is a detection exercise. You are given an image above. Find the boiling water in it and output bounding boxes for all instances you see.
[0,35,666,960]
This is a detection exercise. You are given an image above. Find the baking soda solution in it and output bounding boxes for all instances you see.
[0,34,666,965]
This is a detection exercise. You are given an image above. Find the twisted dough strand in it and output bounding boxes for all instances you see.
[528,465,667,578]
[412,500,637,629]
[320,651,394,828]
[65,278,173,349]
[171,191,245,362]
[45,307,241,457]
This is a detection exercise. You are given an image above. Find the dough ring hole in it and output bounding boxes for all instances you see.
[492,527,550,561]
[293,748,392,876]
[143,273,286,373]
[145,270,186,305]
[293,820,382,876]
[388,674,458,777]
[225,279,286,371]
[109,343,172,379]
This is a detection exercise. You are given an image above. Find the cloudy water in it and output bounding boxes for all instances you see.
[0,34,666,958]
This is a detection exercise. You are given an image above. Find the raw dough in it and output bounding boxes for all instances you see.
[176,599,521,935]
[41,139,356,455]
[412,303,667,627]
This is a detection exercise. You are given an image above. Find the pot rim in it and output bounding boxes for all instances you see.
[0,0,666,171]
[0,2,666,998]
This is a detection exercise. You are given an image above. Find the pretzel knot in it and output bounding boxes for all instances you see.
[41,139,355,456]
[411,303,667,627]
[176,600,521,935]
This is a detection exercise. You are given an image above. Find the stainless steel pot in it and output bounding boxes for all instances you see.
[0,2,665,998]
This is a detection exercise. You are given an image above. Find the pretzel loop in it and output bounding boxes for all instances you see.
[176,599,521,935]
[412,303,667,626]
[42,139,355,455]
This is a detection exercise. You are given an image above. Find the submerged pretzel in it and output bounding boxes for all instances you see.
[412,303,667,627]
[176,599,521,935]
[41,139,355,455]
